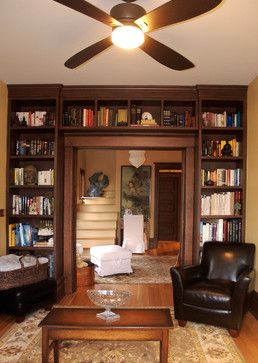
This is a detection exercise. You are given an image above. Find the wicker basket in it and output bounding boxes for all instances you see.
[0,255,48,290]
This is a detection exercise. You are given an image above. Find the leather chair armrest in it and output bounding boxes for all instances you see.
[170,265,203,320]
[230,269,255,330]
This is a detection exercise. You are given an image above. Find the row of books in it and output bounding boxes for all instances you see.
[202,111,241,127]
[201,168,241,187]
[15,139,55,156]
[9,223,39,247]
[13,111,55,127]
[97,107,128,127]
[163,110,196,127]
[63,107,94,127]
[201,191,241,216]
[202,139,241,157]
[200,218,242,244]
[12,168,54,186]
[12,195,54,215]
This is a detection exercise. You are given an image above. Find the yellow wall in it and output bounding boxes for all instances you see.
[246,76,258,291]
[0,81,8,255]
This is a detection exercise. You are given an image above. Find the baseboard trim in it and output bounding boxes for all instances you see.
[249,290,258,320]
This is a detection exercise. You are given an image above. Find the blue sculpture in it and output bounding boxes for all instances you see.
[87,172,109,197]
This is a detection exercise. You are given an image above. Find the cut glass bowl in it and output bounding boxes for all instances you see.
[87,289,131,321]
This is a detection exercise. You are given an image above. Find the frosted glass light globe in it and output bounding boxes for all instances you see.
[112,25,144,49]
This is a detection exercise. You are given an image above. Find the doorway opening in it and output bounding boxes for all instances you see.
[63,134,196,294]
[154,163,182,256]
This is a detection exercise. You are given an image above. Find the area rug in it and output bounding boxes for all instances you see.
[0,309,245,363]
[93,255,178,284]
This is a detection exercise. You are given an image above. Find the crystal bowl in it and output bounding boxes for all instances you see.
[87,289,131,321]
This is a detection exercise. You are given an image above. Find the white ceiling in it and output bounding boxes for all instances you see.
[0,0,257,86]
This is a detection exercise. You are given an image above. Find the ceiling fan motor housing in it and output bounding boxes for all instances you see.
[110,3,146,24]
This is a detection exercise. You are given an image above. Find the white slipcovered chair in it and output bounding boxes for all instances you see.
[122,214,145,253]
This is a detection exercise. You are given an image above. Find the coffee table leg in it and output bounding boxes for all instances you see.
[160,330,169,363]
[42,327,49,363]
[53,340,59,363]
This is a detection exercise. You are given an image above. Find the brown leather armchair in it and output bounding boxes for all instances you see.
[170,242,255,337]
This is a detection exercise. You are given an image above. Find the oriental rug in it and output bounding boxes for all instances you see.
[0,309,245,363]
[93,254,178,284]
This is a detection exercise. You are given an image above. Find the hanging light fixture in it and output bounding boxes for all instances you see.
[112,24,144,49]
[129,150,146,168]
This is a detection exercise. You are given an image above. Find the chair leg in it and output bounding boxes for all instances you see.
[15,315,25,323]
[228,329,239,338]
[178,320,187,327]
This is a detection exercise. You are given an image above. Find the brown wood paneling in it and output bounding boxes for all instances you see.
[64,135,195,148]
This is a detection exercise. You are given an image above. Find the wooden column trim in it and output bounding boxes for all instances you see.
[181,147,195,266]
[63,146,77,294]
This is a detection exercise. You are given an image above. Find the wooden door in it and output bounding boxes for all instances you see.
[155,163,182,243]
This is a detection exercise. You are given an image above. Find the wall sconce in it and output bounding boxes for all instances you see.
[129,150,146,168]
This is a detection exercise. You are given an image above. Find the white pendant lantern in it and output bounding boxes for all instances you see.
[129,150,146,168]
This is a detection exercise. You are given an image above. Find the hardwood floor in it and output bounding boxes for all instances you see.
[0,283,257,362]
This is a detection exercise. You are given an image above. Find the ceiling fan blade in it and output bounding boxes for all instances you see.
[139,35,194,71]
[53,0,122,27]
[135,0,222,33]
[65,36,113,69]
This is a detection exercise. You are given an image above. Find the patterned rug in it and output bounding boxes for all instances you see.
[93,255,178,284]
[0,309,245,363]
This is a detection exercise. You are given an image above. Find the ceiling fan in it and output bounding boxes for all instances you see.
[53,0,222,70]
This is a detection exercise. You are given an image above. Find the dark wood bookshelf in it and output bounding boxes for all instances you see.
[6,84,247,295]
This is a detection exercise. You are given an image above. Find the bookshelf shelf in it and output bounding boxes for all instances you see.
[8,246,54,252]
[201,215,243,219]
[201,186,242,190]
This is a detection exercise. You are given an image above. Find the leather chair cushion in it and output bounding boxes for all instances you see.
[184,279,235,310]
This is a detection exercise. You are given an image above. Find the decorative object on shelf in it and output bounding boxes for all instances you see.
[221,141,232,156]
[87,172,109,197]
[204,179,214,186]
[54,0,222,70]
[140,112,157,126]
[129,150,146,168]
[24,165,38,185]
[121,165,151,220]
[87,289,131,321]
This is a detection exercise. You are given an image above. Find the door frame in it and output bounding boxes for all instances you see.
[154,162,182,247]
[63,134,196,294]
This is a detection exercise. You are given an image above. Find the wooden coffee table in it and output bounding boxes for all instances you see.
[39,307,173,363]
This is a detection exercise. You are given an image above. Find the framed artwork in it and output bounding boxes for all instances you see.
[121,165,151,221]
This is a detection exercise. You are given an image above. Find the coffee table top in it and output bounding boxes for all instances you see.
[39,307,173,330]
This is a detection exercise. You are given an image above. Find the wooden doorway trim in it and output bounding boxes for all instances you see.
[63,135,196,294]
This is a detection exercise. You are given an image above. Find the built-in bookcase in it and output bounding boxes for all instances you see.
[6,85,63,296]
[197,86,247,249]
[6,85,247,294]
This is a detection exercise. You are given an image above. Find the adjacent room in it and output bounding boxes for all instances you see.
[0,1,257,362]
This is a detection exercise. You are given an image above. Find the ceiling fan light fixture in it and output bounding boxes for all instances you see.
[112,25,144,49]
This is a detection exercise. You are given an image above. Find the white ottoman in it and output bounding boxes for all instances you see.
[90,245,132,277]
